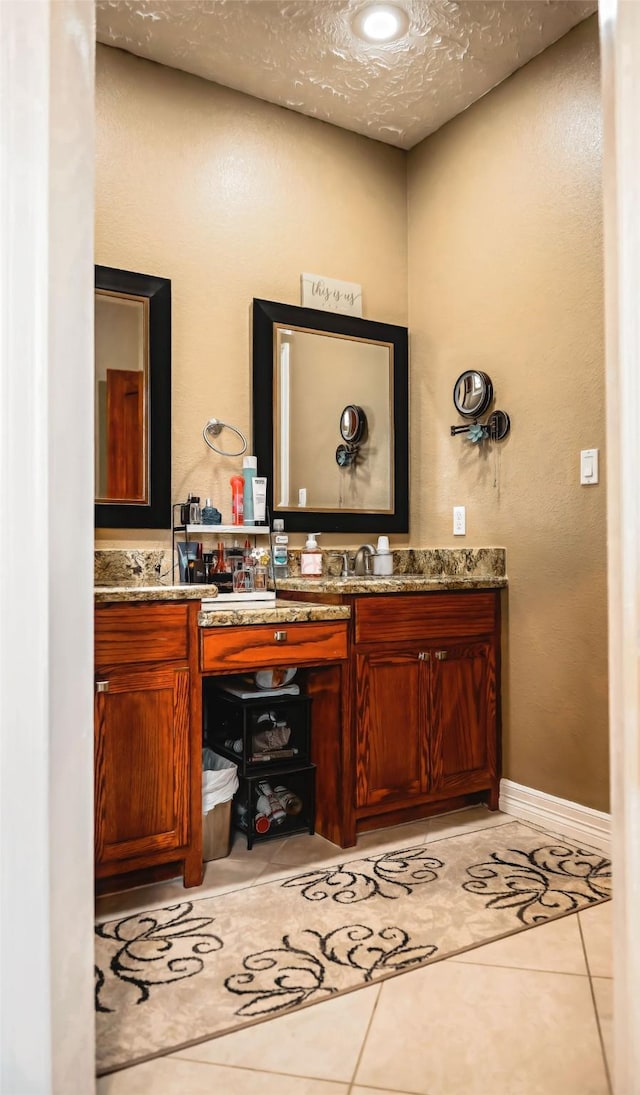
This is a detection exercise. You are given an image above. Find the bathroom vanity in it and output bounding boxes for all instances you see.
[94,591,350,891]
[94,566,505,892]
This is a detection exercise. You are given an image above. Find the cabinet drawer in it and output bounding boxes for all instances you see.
[200,621,348,673]
[355,591,498,645]
[95,603,189,667]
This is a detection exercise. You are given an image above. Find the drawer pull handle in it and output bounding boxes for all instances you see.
[418,651,430,661]
[95,680,109,693]
[435,650,448,661]
[274,630,288,642]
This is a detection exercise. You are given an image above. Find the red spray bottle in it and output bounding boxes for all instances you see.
[230,475,244,525]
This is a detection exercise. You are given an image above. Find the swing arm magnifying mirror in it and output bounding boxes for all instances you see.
[336,404,367,468]
[453,370,493,418]
[450,369,510,444]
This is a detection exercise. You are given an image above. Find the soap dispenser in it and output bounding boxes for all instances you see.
[300,533,323,577]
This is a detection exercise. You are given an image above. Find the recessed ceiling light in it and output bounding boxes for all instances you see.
[352,3,410,44]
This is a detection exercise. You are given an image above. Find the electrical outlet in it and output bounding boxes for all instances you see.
[453,506,466,536]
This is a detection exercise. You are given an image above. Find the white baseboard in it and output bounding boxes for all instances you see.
[499,779,611,854]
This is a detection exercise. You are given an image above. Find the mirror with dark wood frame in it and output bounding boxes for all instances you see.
[252,298,409,534]
[95,265,172,529]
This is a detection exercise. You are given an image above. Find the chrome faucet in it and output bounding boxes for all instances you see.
[353,543,376,576]
[328,551,352,577]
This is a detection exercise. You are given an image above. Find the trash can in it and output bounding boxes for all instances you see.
[202,748,239,861]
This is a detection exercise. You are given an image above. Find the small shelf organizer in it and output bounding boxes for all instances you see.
[172,513,276,604]
[203,680,316,849]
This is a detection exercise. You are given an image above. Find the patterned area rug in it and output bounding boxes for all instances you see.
[95,820,611,1074]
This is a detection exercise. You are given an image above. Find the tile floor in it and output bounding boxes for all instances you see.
[95,807,613,1095]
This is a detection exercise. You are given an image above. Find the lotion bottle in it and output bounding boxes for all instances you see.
[300,533,323,577]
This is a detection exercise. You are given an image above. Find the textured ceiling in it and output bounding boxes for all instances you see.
[96,0,597,149]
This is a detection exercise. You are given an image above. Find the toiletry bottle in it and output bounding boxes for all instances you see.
[230,475,244,525]
[226,538,243,580]
[272,519,289,578]
[252,476,267,524]
[201,498,221,524]
[213,541,233,593]
[213,541,227,573]
[189,495,201,525]
[242,456,257,524]
[373,535,393,576]
[254,812,271,834]
[301,533,323,577]
[203,552,215,583]
[256,780,286,824]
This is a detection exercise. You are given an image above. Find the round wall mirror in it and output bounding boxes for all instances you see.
[340,404,367,445]
[453,370,493,419]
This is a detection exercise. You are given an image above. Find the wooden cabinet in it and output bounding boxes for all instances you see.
[355,648,424,808]
[94,602,203,890]
[279,586,502,846]
[429,639,497,798]
[353,591,500,831]
[94,664,190,866]
[355,638,496,809]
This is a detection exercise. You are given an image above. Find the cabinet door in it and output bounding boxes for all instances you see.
[428,640,496,795]
[355,650,427,808]
[94,665,190,871]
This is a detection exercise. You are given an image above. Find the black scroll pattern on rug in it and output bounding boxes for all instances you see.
[281,845,445,903]
[225,924,438,1018]
[462,842,612,925]
[94,903,223,1012]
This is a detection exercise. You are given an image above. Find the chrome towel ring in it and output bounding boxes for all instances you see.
[202,417,248,457]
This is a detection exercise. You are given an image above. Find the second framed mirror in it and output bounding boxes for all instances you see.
[252,298,409,534]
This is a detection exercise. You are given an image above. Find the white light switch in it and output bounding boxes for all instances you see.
[453,506,466,535]
[580,449,599,485]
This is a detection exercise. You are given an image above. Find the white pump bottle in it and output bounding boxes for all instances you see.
[300,533,323,577]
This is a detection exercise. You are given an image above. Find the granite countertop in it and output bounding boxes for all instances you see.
[275,574,508,594]
[93,585,351,626]
[94,583,219,604]
[198,600,352,627]
[95,573,507,606]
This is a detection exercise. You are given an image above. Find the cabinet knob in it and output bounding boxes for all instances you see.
[435,650,448,661]
[418,651,430,661]
[95,680,110,693]
[274,630,288,642]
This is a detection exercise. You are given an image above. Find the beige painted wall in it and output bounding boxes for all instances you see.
[94,45,407,545]
[407,16,608,810]
[95,18,608,811]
